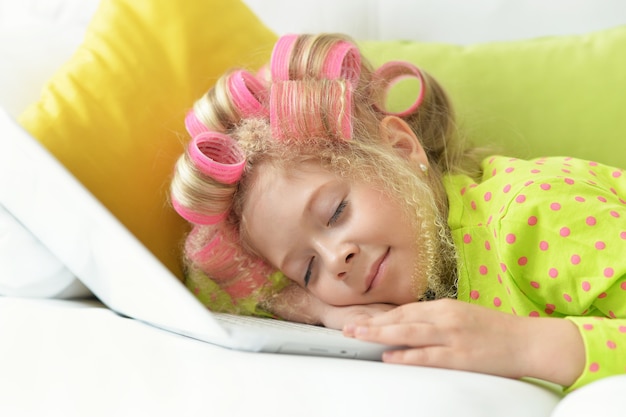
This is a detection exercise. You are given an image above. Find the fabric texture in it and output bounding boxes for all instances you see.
[446,156,626,391]
[17,0,277,279]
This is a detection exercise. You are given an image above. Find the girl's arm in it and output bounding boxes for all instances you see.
[344,299,586,387]
[265,283,394,328]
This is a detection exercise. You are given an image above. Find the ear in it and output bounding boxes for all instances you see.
[379,116,429,168]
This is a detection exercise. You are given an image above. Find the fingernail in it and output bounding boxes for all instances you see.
[355,326,368,336]
[343,324,355,335]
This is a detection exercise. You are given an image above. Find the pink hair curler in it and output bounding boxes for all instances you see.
[373,61,426,117]
[228,70,270,118]
[270,34,298,81]
[270,80,353,141]
[188,226,275,299]
[171,196,228,225]
[188,131,246,184]
[185,109,209,137]
[321,41,361,84]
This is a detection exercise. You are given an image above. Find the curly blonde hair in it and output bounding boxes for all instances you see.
[170,33,482,316]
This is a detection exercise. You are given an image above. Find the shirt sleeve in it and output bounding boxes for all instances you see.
[496,168,626,392]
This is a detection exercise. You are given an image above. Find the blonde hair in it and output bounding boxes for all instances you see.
[170,33,481,315]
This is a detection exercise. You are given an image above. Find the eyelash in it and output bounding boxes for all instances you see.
[328,200,348,226]
[304,200,348,286]
[304,258,313,287]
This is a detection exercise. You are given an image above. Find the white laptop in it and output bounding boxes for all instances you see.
[0,109,390,360]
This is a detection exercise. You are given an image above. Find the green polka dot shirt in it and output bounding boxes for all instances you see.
[445,156,626,392]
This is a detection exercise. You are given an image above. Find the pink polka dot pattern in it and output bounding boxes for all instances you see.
[447,156,626,392]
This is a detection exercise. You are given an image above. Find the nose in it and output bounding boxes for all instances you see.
[315,240,357,281]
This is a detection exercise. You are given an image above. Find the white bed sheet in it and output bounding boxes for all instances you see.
[0,297,562,417]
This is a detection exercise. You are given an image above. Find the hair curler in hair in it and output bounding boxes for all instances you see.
[171,131,245,225]
[171,197,228,225]
[227,70,270,118]
[320,40,361,84]
[270,79,353,141]
[186,70,269,138]
[185,109,210,137]
[269,35,362,141]
[188,131,246,184]
[373,61,426,117]
[269,34,299,81]
[186,225,275,300]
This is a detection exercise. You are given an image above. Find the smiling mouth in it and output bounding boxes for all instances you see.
[365,248,390,293]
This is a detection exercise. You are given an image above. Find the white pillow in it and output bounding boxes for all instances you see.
[0,0,97,298]
[0,203,91,298]
[0,0,99,117]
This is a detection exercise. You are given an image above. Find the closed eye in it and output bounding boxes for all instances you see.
[304,257,314,287]
[328,200,348,226]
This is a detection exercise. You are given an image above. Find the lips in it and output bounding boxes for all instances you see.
[365,248,389,293]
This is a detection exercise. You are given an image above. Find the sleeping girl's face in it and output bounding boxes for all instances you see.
[241,161,433,307]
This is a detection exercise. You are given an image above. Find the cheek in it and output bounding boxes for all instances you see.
[309,283,356,307]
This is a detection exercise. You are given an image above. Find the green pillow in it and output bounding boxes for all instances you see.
[361,25,626,169]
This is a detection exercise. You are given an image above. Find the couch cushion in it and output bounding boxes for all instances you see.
[361,25,626,169]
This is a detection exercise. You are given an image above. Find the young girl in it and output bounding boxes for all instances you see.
[170,33,626,392]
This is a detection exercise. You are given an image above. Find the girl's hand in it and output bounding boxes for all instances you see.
[343,299,585,386]
[320,303,395,330]
[266,283,393,329]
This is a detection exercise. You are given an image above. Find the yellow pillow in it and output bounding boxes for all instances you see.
[18,0,277,279]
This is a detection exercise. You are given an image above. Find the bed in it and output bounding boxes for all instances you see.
[1,1,626,416]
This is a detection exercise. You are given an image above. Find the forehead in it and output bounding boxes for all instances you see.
[240,162,338,253]
[243,161,336,220]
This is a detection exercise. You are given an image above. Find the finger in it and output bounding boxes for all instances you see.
[382,347,453,369]
[352,322,442,347]
[360,302,434,326]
